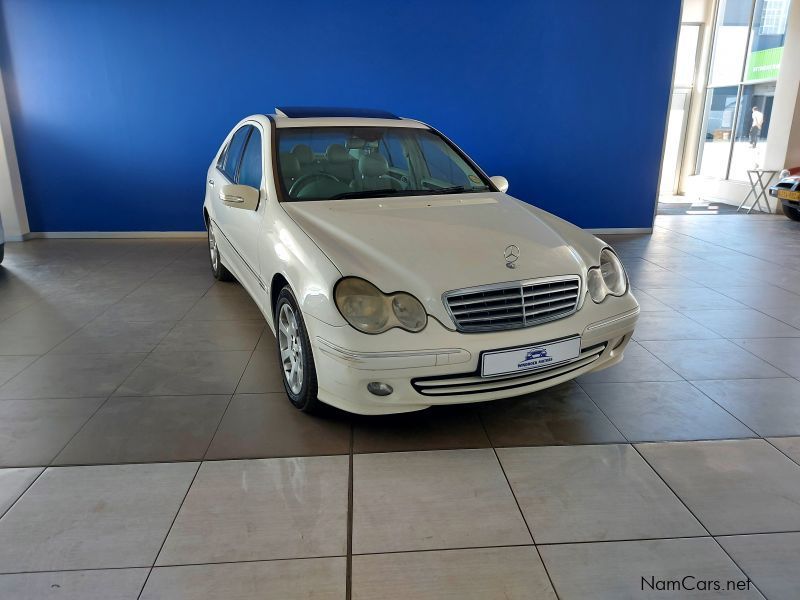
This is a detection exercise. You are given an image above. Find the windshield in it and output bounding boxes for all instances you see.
[275,126,492,201]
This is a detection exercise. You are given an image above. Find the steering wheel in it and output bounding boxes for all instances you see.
[289,172,344,197]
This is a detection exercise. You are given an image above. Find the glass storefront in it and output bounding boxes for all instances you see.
[697,0,791,181]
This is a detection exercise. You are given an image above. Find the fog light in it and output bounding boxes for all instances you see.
[367,382,393,396]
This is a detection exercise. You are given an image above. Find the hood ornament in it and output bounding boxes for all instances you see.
[504,244,520,269]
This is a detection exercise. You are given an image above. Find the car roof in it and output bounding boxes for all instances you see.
[265,106,429,129]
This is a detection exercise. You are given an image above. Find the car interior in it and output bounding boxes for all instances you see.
[276,127,489,200]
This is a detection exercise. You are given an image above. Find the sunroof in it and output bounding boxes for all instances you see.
[275,106,399,119]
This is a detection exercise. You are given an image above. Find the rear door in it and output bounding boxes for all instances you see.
[210,125,255,287]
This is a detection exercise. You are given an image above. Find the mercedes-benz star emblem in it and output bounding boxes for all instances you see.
[504,244,520,269]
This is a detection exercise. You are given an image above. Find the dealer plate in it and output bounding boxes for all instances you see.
[481,336,581,377]
[777,189,800,201]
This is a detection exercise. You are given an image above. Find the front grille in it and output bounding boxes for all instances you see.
[412,342,606,396]
[444,276,581,332]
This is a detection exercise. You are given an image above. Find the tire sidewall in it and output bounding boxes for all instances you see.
[275,287,317,410]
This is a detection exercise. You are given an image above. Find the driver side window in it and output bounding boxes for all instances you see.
[220,126,251,181]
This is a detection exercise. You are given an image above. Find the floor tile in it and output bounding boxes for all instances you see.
[577,341,681,383]
[352,547,556,600]
[632,312,720,341]
[235,349,285,393]
[157,456,348,565]
[718,532,800,600]
[582,381,754,441]
[769,436,800,464]
[0,354,145,399]
[723,285,800,310]
[637,287,747,310]
[115,350,250,396]
[761,307,800,330]
[498,444,704,543]
[352,449,530,554]
[631,288,673,312]
[142,557,345,600]
[183,293,264,321]
[0,398,105,466]
[206,393,351,460]
[0,467,42,516]
[693,379,800,437]
[0,569,149,600]
[353,405,489,453]
[0,462,198,572]
[0,356,38,386]
[640,339,785,380]
[637,439,800,535]
[733,338,800,377]
[540,538,759,600]
[51,319,175,354]
[682,309,800,339]
[102,293,199,322]
[478,383,625,447]
[157,320,264,352]
[54,395,229,465]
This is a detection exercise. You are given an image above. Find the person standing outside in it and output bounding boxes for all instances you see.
[750,106,764,148]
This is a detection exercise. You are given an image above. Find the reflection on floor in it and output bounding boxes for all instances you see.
[0,213,799,598]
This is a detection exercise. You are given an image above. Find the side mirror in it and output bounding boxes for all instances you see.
[490,175,509,193]
[220,184,259,210]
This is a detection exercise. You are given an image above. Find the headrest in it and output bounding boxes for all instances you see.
[290,144,314,164]
[326,144,351,163]
[358,152,389,178]
[280,153,301,179]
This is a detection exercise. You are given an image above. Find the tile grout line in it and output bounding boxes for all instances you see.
[346,422,354,600]
[627,442,768,599]
[135,461,203,600]
[137,282,269,599]
[575,379,769,595]
[0,242,204,394]
[476,412,561,600]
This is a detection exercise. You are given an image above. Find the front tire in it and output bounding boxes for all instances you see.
[275,286,320,413]
[784,203,800,222]
[208,222,234,281]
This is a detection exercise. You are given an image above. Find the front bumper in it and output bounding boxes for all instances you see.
[305,291,639,414]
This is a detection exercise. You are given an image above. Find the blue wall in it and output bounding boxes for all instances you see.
[0,0,680,232]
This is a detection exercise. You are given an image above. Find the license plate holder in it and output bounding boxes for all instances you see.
[481,336,581,378]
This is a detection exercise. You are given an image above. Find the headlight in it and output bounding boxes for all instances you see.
[587,248,627,303]
[334,277,427,334]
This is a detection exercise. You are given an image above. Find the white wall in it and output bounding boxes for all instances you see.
[0,72,29,241]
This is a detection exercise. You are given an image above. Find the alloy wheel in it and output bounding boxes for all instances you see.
[278,303,304,394]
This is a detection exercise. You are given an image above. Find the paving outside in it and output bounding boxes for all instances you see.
[0,214,799,598]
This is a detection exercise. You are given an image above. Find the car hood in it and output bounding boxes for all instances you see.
[282,193,597,327]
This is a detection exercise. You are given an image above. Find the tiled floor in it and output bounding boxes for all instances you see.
[0,214,799,598]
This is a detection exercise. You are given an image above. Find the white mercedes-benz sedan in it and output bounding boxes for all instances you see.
[203,107,639,415]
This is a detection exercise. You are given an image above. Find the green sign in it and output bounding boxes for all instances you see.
[746,46,783,81]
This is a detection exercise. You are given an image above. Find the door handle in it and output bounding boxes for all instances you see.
[208,179,215,187]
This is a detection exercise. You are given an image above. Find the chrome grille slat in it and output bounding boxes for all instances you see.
[444,276,581,332]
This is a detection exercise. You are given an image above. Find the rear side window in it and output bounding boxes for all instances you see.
[220,126,251,181]
[238,128,263,188]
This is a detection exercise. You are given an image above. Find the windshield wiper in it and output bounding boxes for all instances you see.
[425,185,491,195]
[330,189,404,200]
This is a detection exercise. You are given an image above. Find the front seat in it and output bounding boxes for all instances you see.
[279,153,301,191]
[352,152,400,192]
[290,144,316,175]
[323,144,357,184]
